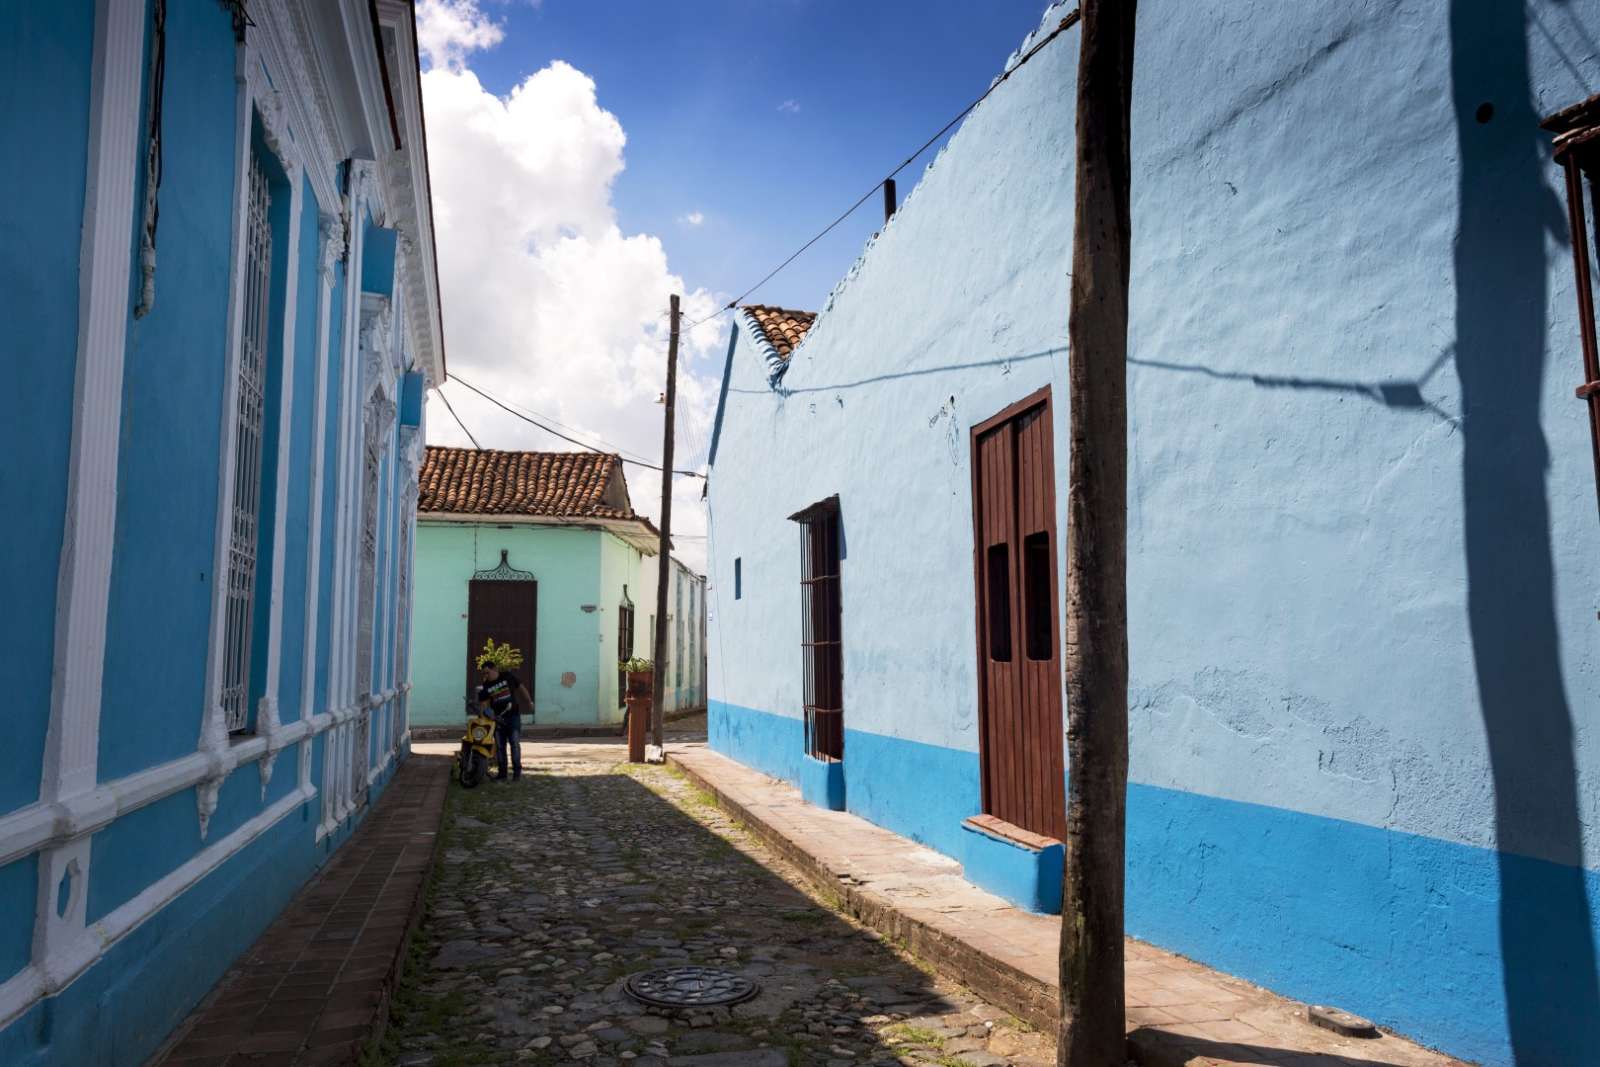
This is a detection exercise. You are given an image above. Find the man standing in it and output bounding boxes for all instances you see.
[477,663,531,781]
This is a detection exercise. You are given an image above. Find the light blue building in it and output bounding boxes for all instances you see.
[706,3,1600,1064]
[1,1,442,1062]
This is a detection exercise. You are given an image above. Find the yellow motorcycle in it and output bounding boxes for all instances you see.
[456,699,496,789]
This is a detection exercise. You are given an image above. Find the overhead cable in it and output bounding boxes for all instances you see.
[447,375,705,479]
[434,385,481,449]
[682,7,1081,335]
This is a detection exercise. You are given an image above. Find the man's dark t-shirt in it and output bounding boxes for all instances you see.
[477,673,521,726]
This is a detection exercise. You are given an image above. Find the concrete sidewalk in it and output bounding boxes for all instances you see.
[668,743,1468,1067]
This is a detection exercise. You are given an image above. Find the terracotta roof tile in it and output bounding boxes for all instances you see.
[418,447,636,519]
[742,304,816,360]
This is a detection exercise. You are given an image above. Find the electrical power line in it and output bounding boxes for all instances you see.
[447,374,706,478]
[434,385,481,449]
[682,8,1081,335]
[460,380,663,468]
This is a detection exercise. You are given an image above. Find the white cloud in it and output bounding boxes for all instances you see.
[778,99,801,114]
[419,43,725,572]
[417,0,504,72]
[680,211,704,226]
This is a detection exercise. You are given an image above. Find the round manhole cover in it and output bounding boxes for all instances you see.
[623,966,758,1008]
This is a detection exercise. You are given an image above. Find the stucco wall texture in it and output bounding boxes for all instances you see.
[706,2,1600,1063]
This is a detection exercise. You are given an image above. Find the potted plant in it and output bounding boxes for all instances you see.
[619,656,653,701]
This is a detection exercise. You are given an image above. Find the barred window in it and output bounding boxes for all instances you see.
[220,150,273,734]
[793,497,842,761]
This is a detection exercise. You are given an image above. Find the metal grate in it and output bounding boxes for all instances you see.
[623,967,758,1009]
[796,499,843,760]
[221,151,272,733]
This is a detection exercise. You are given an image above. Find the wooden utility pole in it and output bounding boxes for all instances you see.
[1059,2,1136,1065]
[650,294,681,755]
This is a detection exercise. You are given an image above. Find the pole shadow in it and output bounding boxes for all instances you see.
[1449,0,1600,1059]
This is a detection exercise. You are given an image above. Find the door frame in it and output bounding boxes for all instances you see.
[968,384,1063,834]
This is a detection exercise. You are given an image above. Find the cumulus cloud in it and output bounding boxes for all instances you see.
[417,14,724,571]
[416,0,504,71]
[680,211,704,226]
[778,99,801,114]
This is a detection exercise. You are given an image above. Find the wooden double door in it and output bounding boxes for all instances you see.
[466,577,538,709]
[971,387,1066,842]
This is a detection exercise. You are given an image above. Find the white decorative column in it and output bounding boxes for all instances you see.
[298,213,343,797]
[254,89,304,799]
[35,0,147,988]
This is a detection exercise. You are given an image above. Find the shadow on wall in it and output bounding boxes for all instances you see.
[1450,0,1600,1059]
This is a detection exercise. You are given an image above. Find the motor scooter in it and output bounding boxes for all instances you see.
[456,697,496,788]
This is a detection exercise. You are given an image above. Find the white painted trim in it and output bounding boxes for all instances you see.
[419,513,664,554]
[0,780,316,1031]
[298,216,340,763]
[256,158,306,792]
[0,716,345,870]
[44,0,145,804]
[200,41,263,759]
[33,0,148,988]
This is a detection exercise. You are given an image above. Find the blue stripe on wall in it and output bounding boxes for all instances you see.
[708,700,1600,1065]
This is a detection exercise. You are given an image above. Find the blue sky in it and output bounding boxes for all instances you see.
[417,0,1058,568]
[467,0,1052,315]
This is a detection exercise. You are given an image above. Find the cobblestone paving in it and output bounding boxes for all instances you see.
[376,741,1057,1067]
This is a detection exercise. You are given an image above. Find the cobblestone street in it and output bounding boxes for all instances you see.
[378,740,1057,1067]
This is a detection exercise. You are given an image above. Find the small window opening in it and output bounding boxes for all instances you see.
[986,542,1012,662]
[1023,531,1052,660]
[734,558,742,600]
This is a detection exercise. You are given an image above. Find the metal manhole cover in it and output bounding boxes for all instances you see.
[623,966,758,1008]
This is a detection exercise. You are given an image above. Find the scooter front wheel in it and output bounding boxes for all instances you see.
[460,747,487,788]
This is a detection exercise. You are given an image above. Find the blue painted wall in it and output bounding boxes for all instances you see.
[102,0,239,778]
[0,3,429,1063]
[0,0,94,816]
[706,3,1600,1062]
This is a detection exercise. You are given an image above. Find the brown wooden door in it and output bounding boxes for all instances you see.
[971,387,1065,841]
[466,579,538,710]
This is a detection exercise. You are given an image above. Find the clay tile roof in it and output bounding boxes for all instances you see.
[418,447,636,520]
[742,304,817,360]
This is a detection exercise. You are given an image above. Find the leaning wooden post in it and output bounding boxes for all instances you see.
[650,294,681,756]
[1059,1,1136,1064]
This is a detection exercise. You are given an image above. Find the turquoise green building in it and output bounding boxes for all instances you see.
[410,447,706,728]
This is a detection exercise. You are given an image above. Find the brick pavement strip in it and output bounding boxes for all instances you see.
[666,744,1473,1067]
[150,755,450,1067]
[378,739,1061,1066]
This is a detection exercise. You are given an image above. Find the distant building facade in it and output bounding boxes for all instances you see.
[0,2,442,1063]
[410,448,706,728]
[705,4,1600,1064]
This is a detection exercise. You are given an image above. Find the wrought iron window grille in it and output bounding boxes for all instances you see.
[791,496,843,761]
[472,549,535,582]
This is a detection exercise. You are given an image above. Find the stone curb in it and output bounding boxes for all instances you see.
[664,753,1059,1031]
[360,756,452,1061]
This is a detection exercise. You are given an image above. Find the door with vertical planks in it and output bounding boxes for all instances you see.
[971,387,1065,842]
[466,576,538,711]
